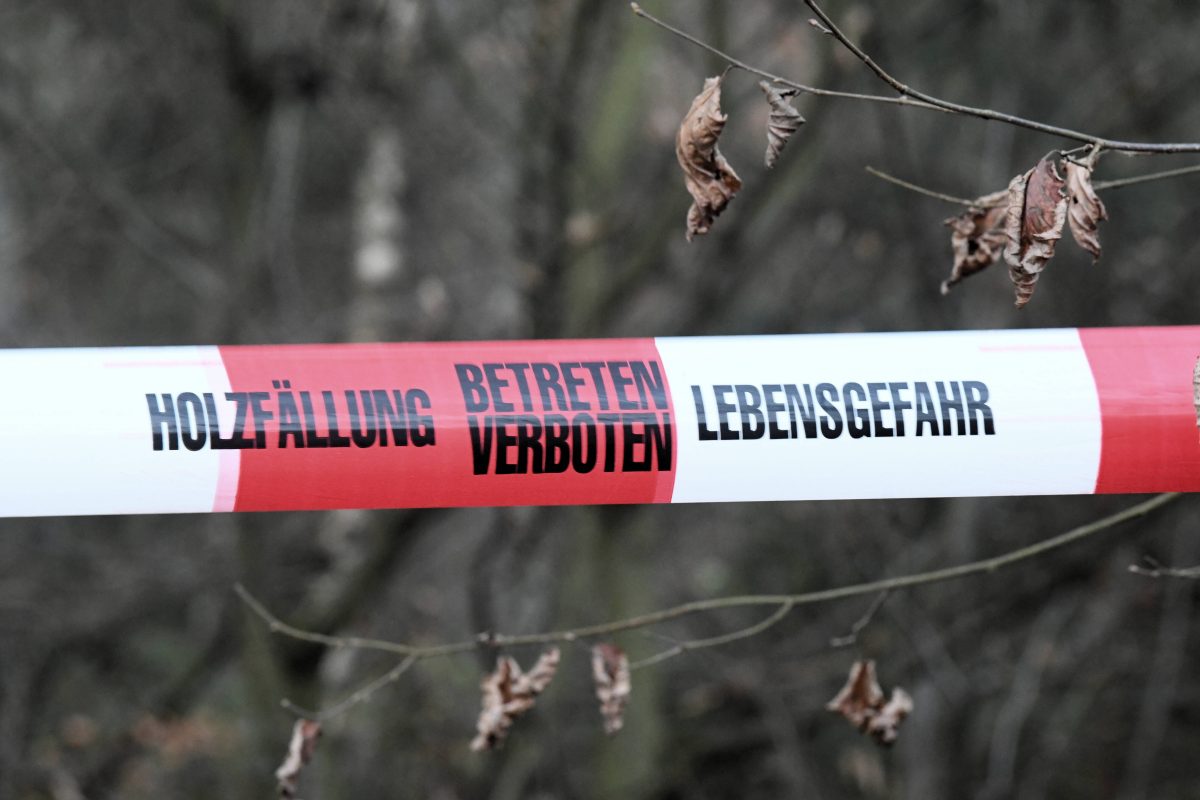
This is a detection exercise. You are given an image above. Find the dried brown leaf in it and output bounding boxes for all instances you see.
[1003,169,1038,308]
[1003,157,1068,308]
[941,193,1008,295]
[865,688,913,745]
[276,719,321,799]
[759,81,805,169]
[471,656,519,753]
[522,647,561,694]
[970,188,1010,210]
[676,76,743,240]
[592,643,631,735]
[826,659,884,727]
[1064,160,1108,262]
[826,660,912,746]
[470,648,560,752]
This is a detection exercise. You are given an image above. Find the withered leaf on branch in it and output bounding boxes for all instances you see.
[276,719,321,799]
[826,660,913,746]
[676,76,743,240]
[470,648,560,752]
[865,688,913,745]
[941,189,1008,295]
[1003,156,1068,308]
[591,643,631,735]
[826,659,884,728]
[1064,160,1108,262]
[759,81,804,169]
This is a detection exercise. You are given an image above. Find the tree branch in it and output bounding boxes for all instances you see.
[1129,557,1200,580]
[865,167,983,207]
[830,590,889,648]
[630,2,1200,154]
[629,601,795,670]
[629,3,946,112]
[802,0,1200,153]
[1092,164,1200,191]
[866,163,1200,207]
[281,655,418,721]
[239,492,1180,667]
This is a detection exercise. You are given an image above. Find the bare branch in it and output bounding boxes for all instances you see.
[830,591,890,649]
[630,601,795,670]
[1120,539,1196,797]
[865,167,983,207]
[1129,557,1200,580]
[281,655,418,722]
[802,0,1200,153]
[1092,164,1200,191]
[235,583,476,660]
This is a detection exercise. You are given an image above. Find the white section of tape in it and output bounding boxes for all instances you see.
[0,347,226,516]
[657,329,1102,502]
[203,356,239,512]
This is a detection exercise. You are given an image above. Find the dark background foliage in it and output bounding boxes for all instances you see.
[1,1,1199,797]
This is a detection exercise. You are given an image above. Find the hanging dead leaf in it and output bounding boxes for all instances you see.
[470,648,560,752]
[826,660,912,746]
[865,688,913,745]
[759,81,804,169]
[276,719,321,799]
[591,643,631,735]
[676,76,743,240]
[1003,156,1068,308]
[522,647,561,693]
[826,659,884,727]
[472,656,519,753]
[940,189,1008,295]
[1064,160,1108,262]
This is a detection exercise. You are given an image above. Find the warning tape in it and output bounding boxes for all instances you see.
[1,326,1197,517]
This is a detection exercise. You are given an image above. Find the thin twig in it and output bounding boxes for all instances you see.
[1093,163,1200,191]
[802,0,1200,154]
[630,601,795,670]
[1129,557,1200,580]
[282,655,418,721]
[239,492,1179,662]
[236,584,477,659]
[866,163,1200,207]
[1119,535,1196,797]
[865,167,982,206]
[628,3,947,112]
[830,590,889,648]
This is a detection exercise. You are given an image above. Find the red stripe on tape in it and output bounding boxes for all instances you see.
[219,340,676,511]
[1079,326,1200,493]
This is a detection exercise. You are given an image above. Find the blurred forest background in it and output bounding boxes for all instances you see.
[2,0,1200,798]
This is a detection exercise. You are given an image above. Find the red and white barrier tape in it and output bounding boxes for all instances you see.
[1,326,1197,517]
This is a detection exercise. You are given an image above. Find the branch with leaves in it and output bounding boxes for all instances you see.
[635,2,1200,306]
[241,492,1181,794]
[865,163,1200,300]
[634,1,1200,154]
